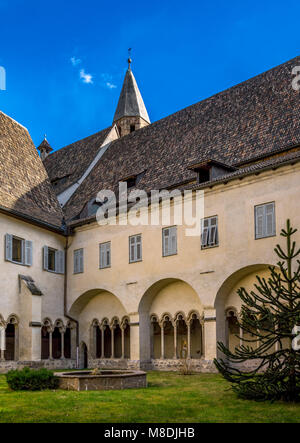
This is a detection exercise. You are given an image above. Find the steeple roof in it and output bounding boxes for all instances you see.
[37,136,53,154]
[113,65,150,124]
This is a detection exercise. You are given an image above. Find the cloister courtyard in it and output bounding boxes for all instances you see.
[1,371,300,423]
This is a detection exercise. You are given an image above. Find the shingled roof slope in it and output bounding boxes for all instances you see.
[43,126,112,195]
[113,67,150,123]
[58,55,300,221]
[0,111,64,227]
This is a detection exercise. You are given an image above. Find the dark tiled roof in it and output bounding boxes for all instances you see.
[59,56,300,221]
[43,126,112,195]
[0,111,64,227]
[189,149,300,190]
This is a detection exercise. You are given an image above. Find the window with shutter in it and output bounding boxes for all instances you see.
[5,234,32,266]
[25,241,33,267]
[162,227,177,256]
[43,246,65,274]
[5,234,13,262]
[129,235,142,263]
[201,217,219,249]
[74,249,84,274]
[255,203,276,239]
[100,242,111,269]
[56,250,65,275]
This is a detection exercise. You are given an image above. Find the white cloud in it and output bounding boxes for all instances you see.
[106,82,117,89]
[80,69,93,84]
[70,56,81,66]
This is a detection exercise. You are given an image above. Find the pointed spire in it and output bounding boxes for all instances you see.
[113,58,150,126]
[37,135,53,161]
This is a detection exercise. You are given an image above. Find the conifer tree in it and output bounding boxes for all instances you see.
[214,220,300,401]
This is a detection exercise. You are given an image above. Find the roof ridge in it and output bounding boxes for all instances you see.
[0,110,29,132]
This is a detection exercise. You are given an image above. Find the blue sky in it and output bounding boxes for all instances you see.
[0,0,299,151]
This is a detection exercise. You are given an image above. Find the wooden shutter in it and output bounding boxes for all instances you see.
[255,206,264,239]
[100,243,110,268]
[100,244,105,269]
[265,203,275,237]
[201,219,209,247]
[136,235,142,261]
[43,246,49,270]
[170,227,177,255]
[209,217,218,246]
[79,249,84,273]
[106,243,111,267]
[74,250,79,274]
[163,228,169,256]
[55,250,65,274]
[130,236,136,262]
[24,240,33,266]
[5,234,13,262]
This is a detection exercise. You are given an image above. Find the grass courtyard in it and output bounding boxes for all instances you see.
[0,371,299,423]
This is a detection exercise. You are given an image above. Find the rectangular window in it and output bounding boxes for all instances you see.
[12,237,22,263]
[48,248,56,272]
[162,226,177,257]
[100,242,111,269]
[5,234,32,266]
[74,249,84,274]
[129,235,142,263]
[255,202,276,239]
[43,246,65,274]
[201,216,219,248]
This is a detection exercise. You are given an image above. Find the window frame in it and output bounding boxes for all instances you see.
[43,246,65,274]
[162,226,178,257]
[129,234,143,264]
[201,216,219,249]
[5,234,33,267]
[47,247,56,272]
[74,248,84,274]
[11,235,24,265]
[99,242,111,269]
[254,202,276,240]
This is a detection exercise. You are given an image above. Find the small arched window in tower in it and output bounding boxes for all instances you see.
[130,124,136,133]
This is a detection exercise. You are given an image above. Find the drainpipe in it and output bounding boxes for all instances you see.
[63,231,79,369]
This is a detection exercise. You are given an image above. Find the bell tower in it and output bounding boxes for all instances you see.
[37,135,53,161]
[113,57,150,137]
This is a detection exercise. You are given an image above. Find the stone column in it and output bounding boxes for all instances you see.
[121,327,125,359]
[173,323,177,359]
[203,308,217,360]
[31,324,42,361]
[101,327,105,358]
[187,323,191,359]
[14,325,19,361]
[60,329,65,359]
[0,326,6,361]
[111,327,115,359]
[129,314,140,363]
[49,329,53,360]
[160,324,165,359]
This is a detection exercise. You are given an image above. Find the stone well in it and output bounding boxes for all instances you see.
[55,369,147,391]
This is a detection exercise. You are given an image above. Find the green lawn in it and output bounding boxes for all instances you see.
[0,371,299,423]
